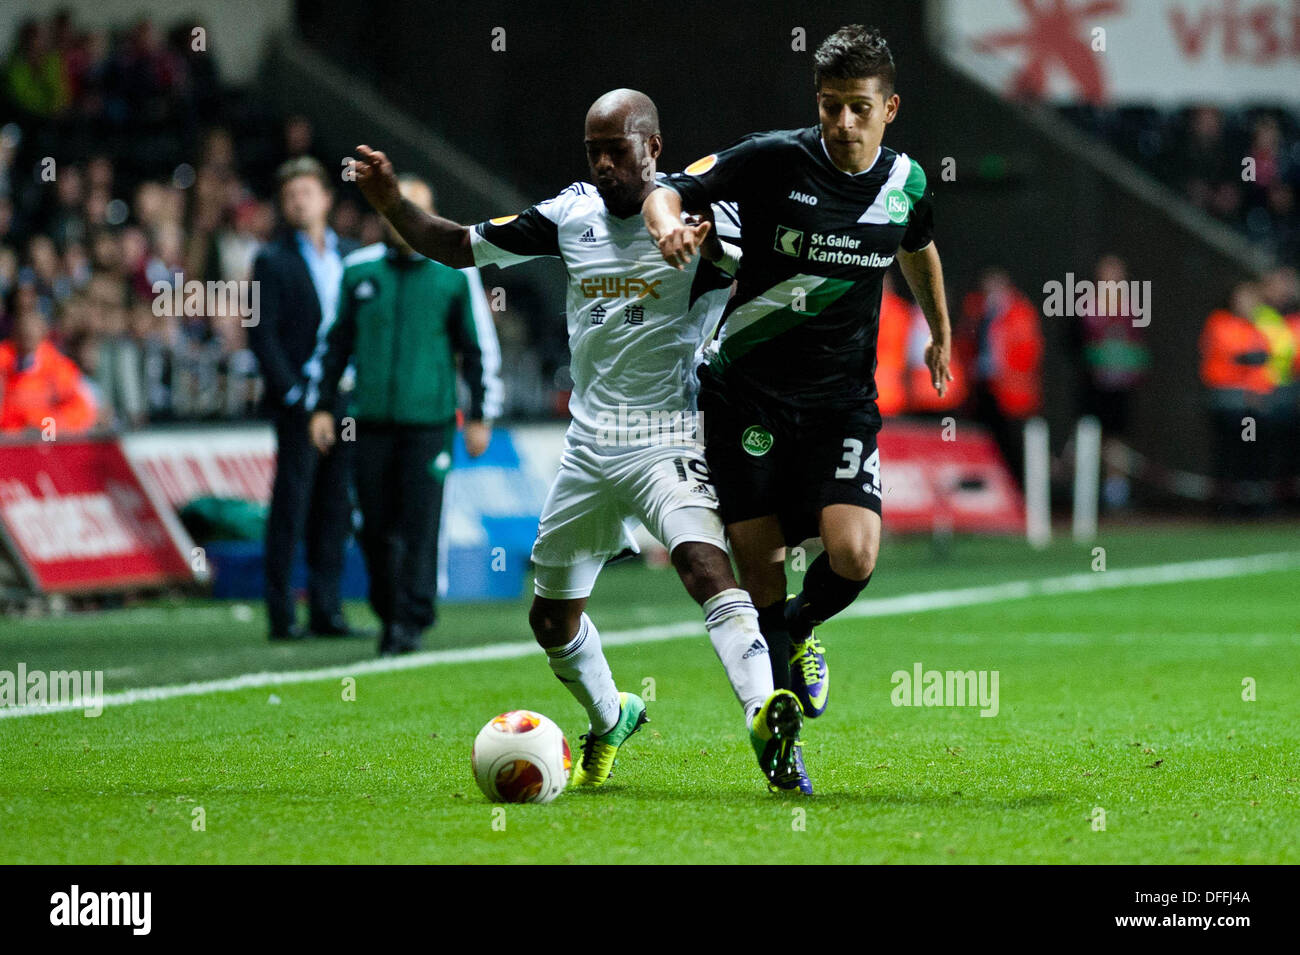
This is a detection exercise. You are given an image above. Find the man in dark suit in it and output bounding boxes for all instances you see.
[308,175,501,656]
[249,157,359,641]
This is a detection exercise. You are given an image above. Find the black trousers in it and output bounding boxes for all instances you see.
[265,406,354,634]
[1210,408,1289,484]
[354,422,448,632]
[974,383,1026,486]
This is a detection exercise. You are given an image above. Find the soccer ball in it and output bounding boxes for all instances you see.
[471,710,571,804]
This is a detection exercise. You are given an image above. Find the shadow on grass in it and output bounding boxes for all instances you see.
[560,784,1068,811]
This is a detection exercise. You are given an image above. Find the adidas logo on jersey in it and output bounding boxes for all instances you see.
[741,639,769,660]
[787,189,819,206]
[579,227,597,243]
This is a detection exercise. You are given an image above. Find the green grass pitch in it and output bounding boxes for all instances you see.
[2,523,1297,864]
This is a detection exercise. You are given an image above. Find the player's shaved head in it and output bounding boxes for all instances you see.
[583,89,663,217]
[585,88,660,140]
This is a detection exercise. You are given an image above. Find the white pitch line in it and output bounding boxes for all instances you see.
[834,550,1300,620]
[3,550,1297,720]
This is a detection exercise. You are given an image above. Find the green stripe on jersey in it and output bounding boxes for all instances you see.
[902,156,926,204]
[858,155,915,224]
[714,274,855,368]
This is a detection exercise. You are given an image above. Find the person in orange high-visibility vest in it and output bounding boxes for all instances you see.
[875,273,911,417]
[906,303,968,413]
[957,268,1043,481]
[879,272,969,417]
[1260,267,1300,489]
[0,300,98,436]
[1199,280,1297,509]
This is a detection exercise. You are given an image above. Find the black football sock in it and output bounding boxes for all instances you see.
[756,601,792,691]
[787,553,872,641]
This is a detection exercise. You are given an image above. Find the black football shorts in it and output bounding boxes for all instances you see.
[698,368,883,546]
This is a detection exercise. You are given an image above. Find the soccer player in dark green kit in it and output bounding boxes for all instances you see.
[644,25,954,792]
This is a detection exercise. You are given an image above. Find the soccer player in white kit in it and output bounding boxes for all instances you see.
[351,89,808,793]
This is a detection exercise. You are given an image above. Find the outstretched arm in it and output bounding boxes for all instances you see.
[897,242,954,397]
[643,186,713,270]
[350,145,474,268]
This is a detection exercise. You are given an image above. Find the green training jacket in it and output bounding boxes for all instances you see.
[308,242,502,425]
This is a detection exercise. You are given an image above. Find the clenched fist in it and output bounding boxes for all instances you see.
[350,145,402,216]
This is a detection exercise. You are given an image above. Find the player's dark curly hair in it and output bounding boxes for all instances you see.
[813,25,895,95]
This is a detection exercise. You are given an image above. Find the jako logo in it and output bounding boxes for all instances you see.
[890,662,999,717]
[50,885,151,935]
[787,190,818,205]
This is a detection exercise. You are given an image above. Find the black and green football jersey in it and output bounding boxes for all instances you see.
[661,126,933,412]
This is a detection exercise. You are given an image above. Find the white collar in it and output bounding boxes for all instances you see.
[820,138,880,176]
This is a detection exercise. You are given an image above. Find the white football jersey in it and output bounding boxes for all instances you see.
[470,180,740,451]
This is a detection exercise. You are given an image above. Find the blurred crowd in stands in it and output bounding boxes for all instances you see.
[1062,101,1300,506]
[2,11,1298,512]
[879,256,1300,511]
[0,11,564,436]
[1062,103,1300,263]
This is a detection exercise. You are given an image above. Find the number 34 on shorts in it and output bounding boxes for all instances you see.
[834,438,882,497]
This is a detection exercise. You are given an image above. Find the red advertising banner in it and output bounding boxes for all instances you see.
[878,420,1024,534]
[121,427,275,507]
[935,0,1300,105]
[0,439,194,593]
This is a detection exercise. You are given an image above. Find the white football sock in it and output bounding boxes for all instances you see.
[545,613,621,736]
[702,588,773,729]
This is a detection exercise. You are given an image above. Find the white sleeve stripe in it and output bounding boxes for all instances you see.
[470,228,535,269]
[461,267,505,419]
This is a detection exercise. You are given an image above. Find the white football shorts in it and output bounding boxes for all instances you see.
[531,440,726,600]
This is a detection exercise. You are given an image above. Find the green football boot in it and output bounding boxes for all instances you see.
[570,692,648,787]
[749,689,809,793]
